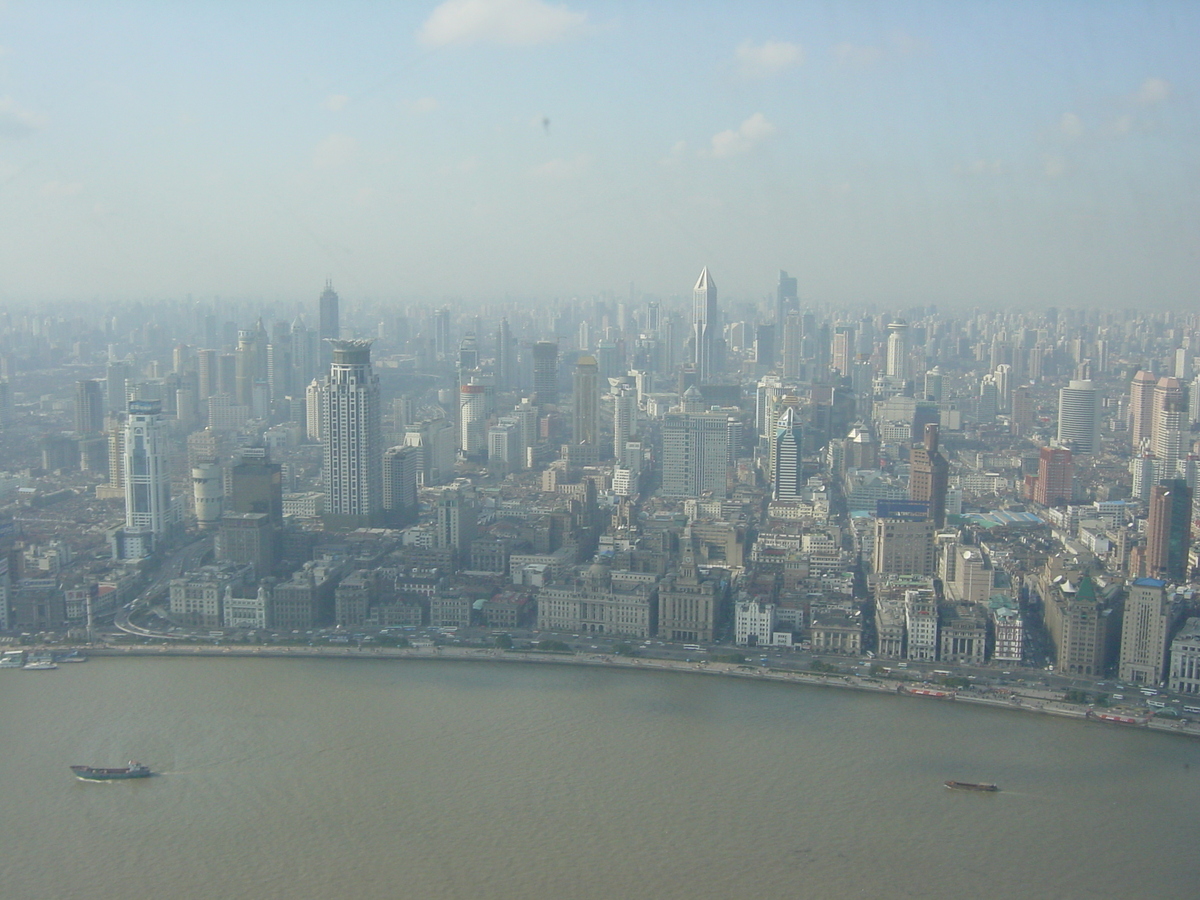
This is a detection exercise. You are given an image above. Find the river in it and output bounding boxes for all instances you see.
[2,656,1197,899]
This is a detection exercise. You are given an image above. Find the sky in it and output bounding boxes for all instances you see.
[0,0,1197,309]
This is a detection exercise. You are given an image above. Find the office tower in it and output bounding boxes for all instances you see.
[1056,379,1100,454]
[496,318,513,390]
[487,420,520,472]
[1175,348,1191,380]
[831,326,854,377]
[532,340,558,406]
[106,360,130,413]
[978,376,998,421]
[216,513,275,580]
[321,340,382,525]
[1033,446,1073,506]
[75,380,104,435]
[267,327,293,403]
[771,406,803,501]
[459,383,487,456]
[382,445,419,522]
[776,269,798,330]
[1010,385,1034,436]
[886,320,910,381]
[318,280,340,368]
[1145,479,1190,582]
[291,316,318,387]
[613,383,636,464]
[756,374,784,439]
[908,423,949,527]
[1129,369,1156,450]
[192,462,223,529]
[753,324,776,370]
[404,417,456,486]
[229,446,283,524]
[993,364,1012,412]
[1119,578,1174,685]
[572,355,600,447]
[458,332,479,374]
[873,514,936,576]
[434,306,451,360]
[923,367,944,402]
[660,411,730,499]
[435,482,477,559]
[692,267,718,382]
[305,378,323,441]
[197,348,218,402]
[235,329,258,406]
[1151,376,1187,474]
[122,400,173,557]
[217,353,237,396]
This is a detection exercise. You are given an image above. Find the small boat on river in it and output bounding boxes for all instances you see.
[944,780,999,792]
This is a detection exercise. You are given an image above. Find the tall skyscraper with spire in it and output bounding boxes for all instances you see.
[692,267,718,383]
[321,340,382,526]
[771,406,803,501]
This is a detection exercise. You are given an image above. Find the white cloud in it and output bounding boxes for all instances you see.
[0,96,47,139]
[411,96,439,114]
[661,140,688,166]
[735,40,803,78]
[419,0,587,47]
[831,31,922,68]
[312,133,358,169]
[1105,114,1135,137]
[42,180,83,197]
[1059,112,1084,139]
[954,159,1005,177]
[529,153,591,180]
[709,112,777,159]
[1043,154,1066,178]
[324,94,350,112]
[1136,77,1171,105]
[832,42,883,68]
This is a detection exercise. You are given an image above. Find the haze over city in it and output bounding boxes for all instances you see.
[0,0,1196,308]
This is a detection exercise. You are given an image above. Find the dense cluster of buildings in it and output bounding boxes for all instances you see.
[3,274,1200,695]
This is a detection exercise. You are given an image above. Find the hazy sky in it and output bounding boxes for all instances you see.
[0,1,1196,309]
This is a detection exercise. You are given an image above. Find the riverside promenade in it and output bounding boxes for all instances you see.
[73,641,1200,740]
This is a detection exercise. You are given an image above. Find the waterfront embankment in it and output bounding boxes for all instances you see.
[69,642,1200,740]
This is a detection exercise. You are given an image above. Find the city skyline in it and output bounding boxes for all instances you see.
[0,1,1196,308]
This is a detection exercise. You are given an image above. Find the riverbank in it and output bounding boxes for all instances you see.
[61,642,1200,740]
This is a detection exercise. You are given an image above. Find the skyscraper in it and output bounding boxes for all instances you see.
[459,383,487,457]
[121,400,174,558]
[532,340,558,407]
[1119,578,1173,685]
[75,379,104,435]
[885,320,910,381]
[1033,446,1073,506]
[908,423,949,527]
[1129,369,1157,450]
[1056,379,1100,454]
[661,411,729,499]
[771,406,803,501]
[1145,479,1190,582]
[692,267,718,383]
[775,269,798,330]
[572,355,600,448]
[1151,376,1187,475]
[613,383,636,464]
[382,445,419,524]
[318,280,340,369]
[495,317,514,390]
[321,340,382,525]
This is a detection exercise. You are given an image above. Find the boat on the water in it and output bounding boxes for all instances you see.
[70,762,152,781]
[23,659,58,670]
[944,780,999,792]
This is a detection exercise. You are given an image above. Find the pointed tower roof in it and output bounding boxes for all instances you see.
[694,267,714,292]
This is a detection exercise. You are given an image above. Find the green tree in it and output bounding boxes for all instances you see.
[493,633,514,649]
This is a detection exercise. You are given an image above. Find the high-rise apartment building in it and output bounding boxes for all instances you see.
[1056,379,1100,454]
[613,384,636,465]
[692,267,718,382]
[459,383,487,457]
[572,356,600,448]
[382,445,419,523]
[885,320,910,381]
[321,340,382,526]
